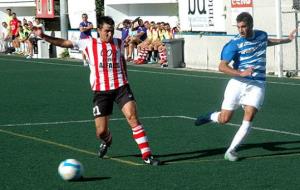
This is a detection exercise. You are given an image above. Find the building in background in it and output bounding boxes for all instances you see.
[0,0,36,27]
[104,0,179,29]
[0,0,299,76]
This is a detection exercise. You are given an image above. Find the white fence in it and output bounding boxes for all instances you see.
[176,33,298,74]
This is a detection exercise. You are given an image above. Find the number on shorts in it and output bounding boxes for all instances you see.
[93,106,101,116]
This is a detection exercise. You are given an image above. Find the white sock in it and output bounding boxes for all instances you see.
[227,120,252,151]
[210,112,220,123]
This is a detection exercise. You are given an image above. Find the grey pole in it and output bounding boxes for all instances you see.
[60,0,68,39]
[275,0,283,77]
[295,13,299,75]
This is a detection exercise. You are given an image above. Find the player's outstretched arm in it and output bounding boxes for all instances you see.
[268,28,297,46]
[33,27,74,48]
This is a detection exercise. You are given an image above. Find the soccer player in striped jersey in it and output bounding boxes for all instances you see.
[33,16,160,166]
[195,12,297,161]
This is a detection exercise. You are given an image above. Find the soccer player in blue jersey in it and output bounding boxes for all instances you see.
[195,12,297,161]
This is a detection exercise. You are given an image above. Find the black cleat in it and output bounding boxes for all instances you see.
[143,156,161,166]
[98,142,109,158]
[195,113,212,126]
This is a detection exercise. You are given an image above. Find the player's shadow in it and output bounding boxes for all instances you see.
[156,147,227,164]
[109,140,300,165]
[238,140,300,160]
[74,176,111,182]
[157,140,300,164]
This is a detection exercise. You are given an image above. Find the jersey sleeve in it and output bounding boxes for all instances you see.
[72,38,89,50]
[79,22,84,28]
[221,40,238,63]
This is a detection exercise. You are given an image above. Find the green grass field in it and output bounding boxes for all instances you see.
[1,55,300,190]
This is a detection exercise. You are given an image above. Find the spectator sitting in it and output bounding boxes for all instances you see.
[117,19,130,42]
[26,18,44,59]
[157,23,173,67]
[13,25,25,54]
[28,20,33,29]
[172,26,179,35]
[23,23,32,56]
[17,25,30,55]
[116,19,131,59]
[134,21,155,64]
[0,22,11,53]
[22,18,27,25]
[127,18,147,62]
[146,22,161,63]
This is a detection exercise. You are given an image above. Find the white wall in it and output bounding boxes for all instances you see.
[68,0,97,29]
[178,0,299,74]
[176,33,297,73]
[105,1,179,28]
[0,0,35,7]
[0,7,35,24]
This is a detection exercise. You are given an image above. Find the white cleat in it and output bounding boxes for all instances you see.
[224,150,239,161]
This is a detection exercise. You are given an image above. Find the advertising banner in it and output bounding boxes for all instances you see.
[36,0,54,18]
[178,0,226,32]
[231,0,253,25]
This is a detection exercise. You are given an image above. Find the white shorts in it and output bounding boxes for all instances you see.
[221,78,265,110]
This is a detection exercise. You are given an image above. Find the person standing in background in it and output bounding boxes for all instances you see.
[79,13,93,66]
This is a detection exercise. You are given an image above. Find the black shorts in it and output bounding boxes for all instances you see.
[29,37,39,45]
[92,84,135,118]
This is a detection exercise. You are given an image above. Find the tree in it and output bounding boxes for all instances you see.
[95,0,104,15]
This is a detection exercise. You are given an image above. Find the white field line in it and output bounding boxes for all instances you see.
[1,115,300,137]
[0,57,300,86]
[0,128,142,166]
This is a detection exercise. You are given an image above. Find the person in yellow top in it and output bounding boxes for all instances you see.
[158,22,166,41]
[134,21,160,64]
[15,25,30,54]
[146,22,161,63]
[157,23,174,67]
[162,23,173,40]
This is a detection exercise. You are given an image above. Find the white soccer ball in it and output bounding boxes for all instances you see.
[58,159,83,181]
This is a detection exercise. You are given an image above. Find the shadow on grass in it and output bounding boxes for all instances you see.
[107,140,300,164]
[239,140,300,160]
[74,176,111,182]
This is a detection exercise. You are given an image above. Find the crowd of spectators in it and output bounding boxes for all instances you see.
[0,8,44,59]
[116,17,179,67]
[0,10,180,66]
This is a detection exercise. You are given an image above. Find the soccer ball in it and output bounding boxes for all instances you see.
[58,159,83,181]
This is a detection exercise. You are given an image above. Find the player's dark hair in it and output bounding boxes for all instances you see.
[97,16,115,29]
[6,8,11,11]
[82,13,88,18]
[236,12,253,28]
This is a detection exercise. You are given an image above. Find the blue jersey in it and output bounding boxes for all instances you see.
[79,21,93,39]
[121,27,129,41]
[137,26,147,41]
[221,30,268,82]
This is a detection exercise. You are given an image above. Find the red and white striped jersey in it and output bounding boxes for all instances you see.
[73,37,128,91]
